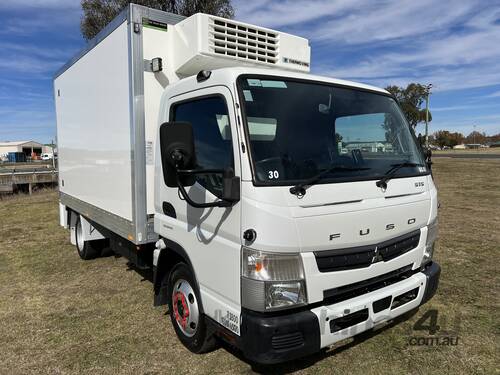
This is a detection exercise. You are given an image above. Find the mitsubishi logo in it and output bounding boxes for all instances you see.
[371,247,383,264]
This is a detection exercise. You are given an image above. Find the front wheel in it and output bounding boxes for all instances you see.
[167,263,216,353]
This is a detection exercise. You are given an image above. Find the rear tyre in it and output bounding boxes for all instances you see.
[167,263,216,353]
[75,216,101,260]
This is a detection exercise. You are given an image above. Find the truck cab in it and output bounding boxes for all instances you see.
[55,4,439,365]
[153,67,440,363]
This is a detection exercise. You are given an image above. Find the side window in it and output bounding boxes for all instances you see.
[172,96,233,196]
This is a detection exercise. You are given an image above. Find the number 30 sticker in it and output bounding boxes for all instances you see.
[268,170,279,179]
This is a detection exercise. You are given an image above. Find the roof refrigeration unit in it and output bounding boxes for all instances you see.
[170,13,311,75]
[54,4,311,245]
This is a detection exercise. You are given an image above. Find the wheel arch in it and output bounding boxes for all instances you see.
[153,238,200,307]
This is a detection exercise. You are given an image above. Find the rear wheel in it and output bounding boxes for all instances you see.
[167,263,216,353]
[75,216,102,260]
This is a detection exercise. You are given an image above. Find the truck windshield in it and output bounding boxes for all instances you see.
[237,76,427,185]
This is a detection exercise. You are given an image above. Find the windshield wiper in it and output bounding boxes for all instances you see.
[290,165,371,196]
[376,161,424,190]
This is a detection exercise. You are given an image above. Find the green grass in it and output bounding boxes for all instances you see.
[0,158,499,374]
[433,148,500,154]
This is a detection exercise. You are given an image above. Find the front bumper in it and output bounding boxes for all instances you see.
[239,262,440,364]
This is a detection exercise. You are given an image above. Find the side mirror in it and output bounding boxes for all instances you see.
[159,121,196,187]
[424,147,432,169]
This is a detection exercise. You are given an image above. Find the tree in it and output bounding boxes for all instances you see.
[464,131,487,145]
[385,83,432,129]
[81,0,234,40]
[179,0,234,17]
[433,130,464,148]
[449,132,464,147]
[488,133,500,143]
[433,131,448,148]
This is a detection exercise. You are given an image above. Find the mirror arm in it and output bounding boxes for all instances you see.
[175,174,232,208]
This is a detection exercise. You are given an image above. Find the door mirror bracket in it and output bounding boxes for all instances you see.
[176,168,240,208]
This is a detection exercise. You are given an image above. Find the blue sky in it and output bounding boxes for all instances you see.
[0,0,499,144]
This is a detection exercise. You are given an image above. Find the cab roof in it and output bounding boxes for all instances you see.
[165,67,389,99]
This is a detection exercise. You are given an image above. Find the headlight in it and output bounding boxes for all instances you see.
[422,218,438,266]
[241,248,307,311]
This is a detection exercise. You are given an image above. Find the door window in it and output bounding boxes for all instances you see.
[172,96,233,196]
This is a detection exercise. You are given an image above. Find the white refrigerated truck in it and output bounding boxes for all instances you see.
[54,4,440,364]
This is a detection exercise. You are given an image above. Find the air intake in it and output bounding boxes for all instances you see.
[209,18,278,64]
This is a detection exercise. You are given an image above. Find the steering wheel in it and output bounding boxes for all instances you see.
[255,156,288,166]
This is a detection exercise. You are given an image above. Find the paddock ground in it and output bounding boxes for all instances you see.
[0,157,498,374]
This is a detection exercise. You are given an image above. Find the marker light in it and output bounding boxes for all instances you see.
[422,218,438,266]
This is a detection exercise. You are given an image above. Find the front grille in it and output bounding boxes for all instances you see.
[323,265,416,304]
[315,245,375,272]
[315,230,421,273]
[271,332,304,351]
[209,18,278,64]
[377,230,421,261]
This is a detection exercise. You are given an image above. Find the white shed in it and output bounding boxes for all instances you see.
[0,141,47,158]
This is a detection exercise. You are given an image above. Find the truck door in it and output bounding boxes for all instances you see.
[155,86,242,327]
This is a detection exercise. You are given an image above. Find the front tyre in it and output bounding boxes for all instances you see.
[167,263,216,353]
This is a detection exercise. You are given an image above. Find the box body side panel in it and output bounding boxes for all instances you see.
[55,22,133,221]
